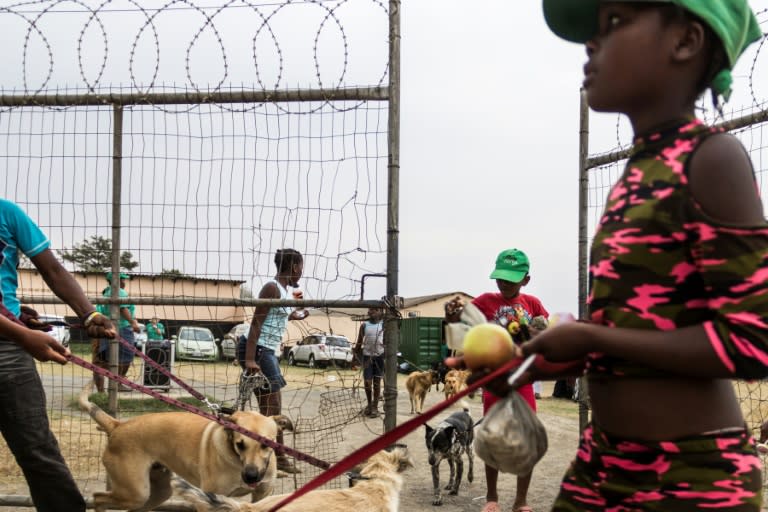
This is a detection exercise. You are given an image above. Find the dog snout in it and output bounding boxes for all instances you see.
[241,465,265,484]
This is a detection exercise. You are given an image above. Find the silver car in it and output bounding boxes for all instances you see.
[287,334,353,368]
[221,323,249,361]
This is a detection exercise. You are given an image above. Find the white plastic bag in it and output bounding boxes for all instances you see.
[445,302,488,351]
[474,392,548,475]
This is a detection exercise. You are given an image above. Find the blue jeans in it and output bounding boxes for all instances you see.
[98,326,137,364]
[0,357,85,511]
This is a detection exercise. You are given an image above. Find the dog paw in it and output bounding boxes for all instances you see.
[443,484,453,490]
[449,488,459,496]
[432,497,443,506]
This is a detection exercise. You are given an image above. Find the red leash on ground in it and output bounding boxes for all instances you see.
[267,357,529,512]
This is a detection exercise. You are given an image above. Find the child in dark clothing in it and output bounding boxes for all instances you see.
[452,1,768,510]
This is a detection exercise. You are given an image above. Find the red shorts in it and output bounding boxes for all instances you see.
[483,383,536,414]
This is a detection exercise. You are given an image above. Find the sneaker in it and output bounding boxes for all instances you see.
[362,404,372,416]
[534,393,541,399]
[366,408,380,418]
[276,458,302,474]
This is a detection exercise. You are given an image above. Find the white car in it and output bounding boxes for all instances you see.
[287,334,353,369]
[38,314,71,348]
[173,326,219,362]
[220,322,249,361]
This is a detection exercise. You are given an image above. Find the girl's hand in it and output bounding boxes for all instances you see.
[520,321,595,362]
[245,359,261,374]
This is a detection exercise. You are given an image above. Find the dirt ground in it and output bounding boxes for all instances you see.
[1,360,764,511]
[337,380,580,512]
[0,363,580,512]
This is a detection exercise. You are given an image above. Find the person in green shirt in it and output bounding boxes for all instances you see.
[147,316,166,341]
[92,272,140,391]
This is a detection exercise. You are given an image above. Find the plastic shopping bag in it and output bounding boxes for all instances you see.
[474,391,548,475]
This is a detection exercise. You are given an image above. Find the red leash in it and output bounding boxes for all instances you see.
[266,358,524,512]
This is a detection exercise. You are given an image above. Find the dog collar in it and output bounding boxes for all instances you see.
[345,470,371,487]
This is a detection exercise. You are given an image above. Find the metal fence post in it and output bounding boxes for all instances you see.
[577,89,590,433]
[108,104,124,416]
[383,0,401,433]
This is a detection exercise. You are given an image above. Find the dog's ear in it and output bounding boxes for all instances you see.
[425,424,434,436]
[270,414,294,433]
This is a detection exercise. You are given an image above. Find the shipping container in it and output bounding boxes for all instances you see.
[398,317,445,370]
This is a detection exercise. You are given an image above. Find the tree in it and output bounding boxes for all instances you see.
[240,285,254,299]
[59,236,139,272]
[160,268,186,279]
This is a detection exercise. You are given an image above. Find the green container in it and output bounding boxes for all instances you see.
[398,317,444,369]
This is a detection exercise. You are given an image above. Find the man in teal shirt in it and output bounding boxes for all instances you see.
[93,272,140,388]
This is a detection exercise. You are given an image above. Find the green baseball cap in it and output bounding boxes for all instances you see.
[490,249,530,283]
[542,0,762,98]
[105,271,130,281]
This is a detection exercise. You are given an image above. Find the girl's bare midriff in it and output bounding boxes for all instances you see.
[589,376,745,440]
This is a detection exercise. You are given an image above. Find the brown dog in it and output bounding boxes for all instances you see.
[173,446,414,512]
[79,381,293,512]
[443,369,470,401]
[406,370,437,414]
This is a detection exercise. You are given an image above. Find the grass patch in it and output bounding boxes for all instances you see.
[70,393,209,414]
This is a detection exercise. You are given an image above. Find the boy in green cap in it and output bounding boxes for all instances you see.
[496,1,767,510]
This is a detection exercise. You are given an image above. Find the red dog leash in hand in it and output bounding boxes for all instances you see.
[267,356,532,512]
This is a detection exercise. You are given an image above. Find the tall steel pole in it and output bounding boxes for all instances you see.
[108,104,124,416]
[577,89,590,432]
[383,0,401,433]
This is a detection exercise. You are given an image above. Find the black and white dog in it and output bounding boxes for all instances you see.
[424,408,474,506]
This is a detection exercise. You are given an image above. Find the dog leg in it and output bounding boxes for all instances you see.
[450,457,463,496]
[445,458,455,491]
[430,463,443,506]
[466,444,474,484]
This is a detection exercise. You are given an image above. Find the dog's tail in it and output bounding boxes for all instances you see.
[172,477,243,511]
[78,380,121,434]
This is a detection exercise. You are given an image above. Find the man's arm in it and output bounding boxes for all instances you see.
[30,249,115,339]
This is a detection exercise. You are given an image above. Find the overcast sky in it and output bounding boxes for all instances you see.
[0,0,766,316]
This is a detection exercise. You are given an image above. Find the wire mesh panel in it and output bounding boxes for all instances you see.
[0,0,395,504]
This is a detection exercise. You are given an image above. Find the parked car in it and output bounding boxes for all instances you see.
[287,334,353,368]
[172,326,219,361]
[38,314,71,348]
[221,322,249,361]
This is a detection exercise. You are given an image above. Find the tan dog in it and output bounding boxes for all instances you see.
[173,446,414,512]
[443,369,470,400]
[405,370,437,414]
[79,381,293,512]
